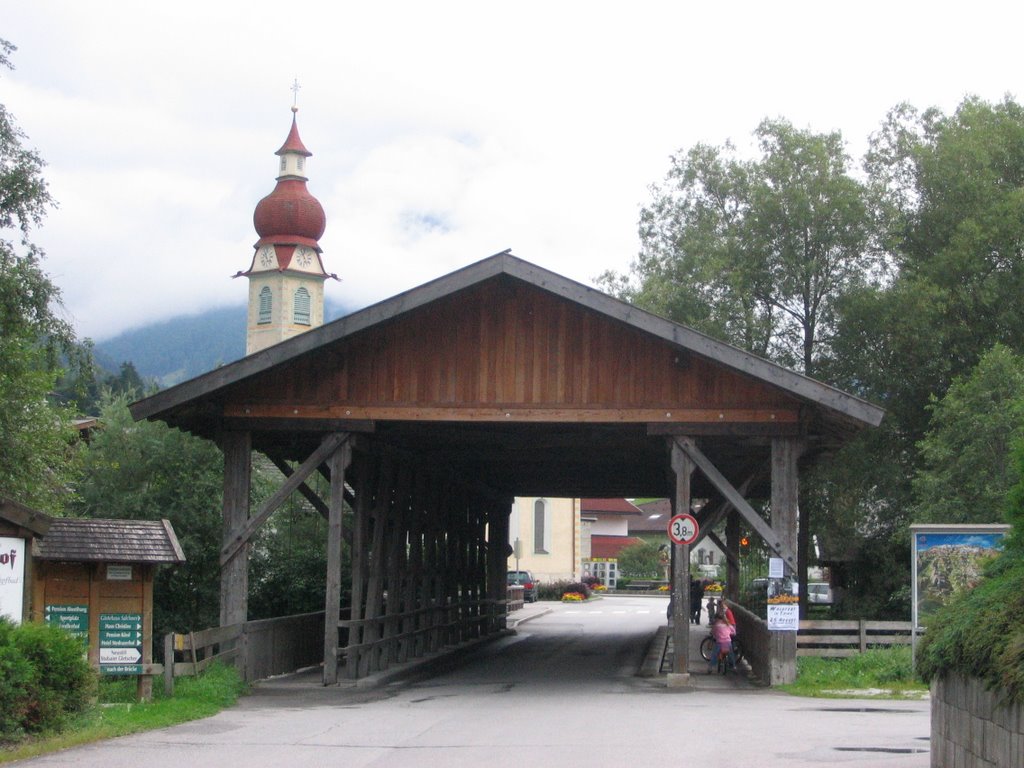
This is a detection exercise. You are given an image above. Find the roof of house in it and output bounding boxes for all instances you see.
[590,535,644,559]
[580,498,643,515]
[630,498,672,532]
[34,518,186,564]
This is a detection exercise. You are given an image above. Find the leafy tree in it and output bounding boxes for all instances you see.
[0,38,82,512]
[847,96,1024,441]
[912,345,1024,525]
[607,118,875,376]
[248,466,332,620]
[606,118,876,614]
[72,395,226,637]
[616,540,663,580]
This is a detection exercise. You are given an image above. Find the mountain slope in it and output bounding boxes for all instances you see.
[95,299,352,387]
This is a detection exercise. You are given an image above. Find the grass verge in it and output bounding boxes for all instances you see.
[0,663,247,763]
[779,646,929,699]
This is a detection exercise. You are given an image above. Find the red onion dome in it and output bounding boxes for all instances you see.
[253,179,326,242]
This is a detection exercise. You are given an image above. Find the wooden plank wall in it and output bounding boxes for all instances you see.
[229,280,798,414]
[340,450,506,680]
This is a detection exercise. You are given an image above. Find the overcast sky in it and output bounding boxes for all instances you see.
[2,1,1020,341]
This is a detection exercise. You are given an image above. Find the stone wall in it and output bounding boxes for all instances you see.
[931,672,1023,767]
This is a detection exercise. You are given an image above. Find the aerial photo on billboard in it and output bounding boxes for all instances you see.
[911,525,1009,630]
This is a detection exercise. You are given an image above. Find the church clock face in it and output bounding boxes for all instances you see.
[295,247,314,268]
[258,246,275,268]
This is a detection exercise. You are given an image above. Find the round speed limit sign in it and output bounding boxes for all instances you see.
[667,513,699,545]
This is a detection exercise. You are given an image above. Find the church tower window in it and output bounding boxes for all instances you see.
[258,287,272,324]
[293,287,311,325]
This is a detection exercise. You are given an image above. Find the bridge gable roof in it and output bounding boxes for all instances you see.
[131,252,883,435]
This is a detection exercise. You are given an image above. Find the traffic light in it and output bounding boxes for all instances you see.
[740,536,750,553]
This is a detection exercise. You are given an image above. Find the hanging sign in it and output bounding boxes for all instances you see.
[667,513,699,546]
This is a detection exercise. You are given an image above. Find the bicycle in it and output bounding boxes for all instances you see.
[699,633,744,664]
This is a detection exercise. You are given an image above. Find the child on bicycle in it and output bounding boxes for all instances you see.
[708,613,736,673]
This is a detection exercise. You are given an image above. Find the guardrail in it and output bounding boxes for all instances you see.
[797,619,912,657]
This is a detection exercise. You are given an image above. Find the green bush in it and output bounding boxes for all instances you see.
[0,618,96,741]
[0,620,34,739]
[916,556,1024,703]
[916,438,1024,703]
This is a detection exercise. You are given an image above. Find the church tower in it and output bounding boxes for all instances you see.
[238,107,335,355]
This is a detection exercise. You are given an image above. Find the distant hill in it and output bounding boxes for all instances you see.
[95,299,353,387]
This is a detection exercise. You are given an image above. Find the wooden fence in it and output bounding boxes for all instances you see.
[797,619,912,657]
[162,611,325,695]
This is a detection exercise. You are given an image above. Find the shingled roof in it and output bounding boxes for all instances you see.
[34,518,186,564]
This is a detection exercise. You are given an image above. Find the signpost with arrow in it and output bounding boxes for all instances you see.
[99,613,144,675]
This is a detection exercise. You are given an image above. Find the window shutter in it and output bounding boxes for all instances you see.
[258,286,272,324]
[293,287,311,325]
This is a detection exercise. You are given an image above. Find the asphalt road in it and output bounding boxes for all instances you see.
[14,596,930,767]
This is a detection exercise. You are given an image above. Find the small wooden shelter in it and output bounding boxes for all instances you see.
[130,252,883,685]
[1,498,185,698]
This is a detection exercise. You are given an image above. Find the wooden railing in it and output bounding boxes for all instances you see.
[507,584,524,612]
[340,596,505,677]
[797,619,912,657]
[162,611,325,695]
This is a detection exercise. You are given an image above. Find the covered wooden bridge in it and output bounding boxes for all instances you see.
[130,252,883,686]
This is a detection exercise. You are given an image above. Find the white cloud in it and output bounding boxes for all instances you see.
[1,0,1021,339]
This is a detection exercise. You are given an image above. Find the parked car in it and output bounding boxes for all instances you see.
[507,570,539,602]
[806,582,834,605]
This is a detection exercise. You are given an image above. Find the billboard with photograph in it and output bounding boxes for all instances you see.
[911,524,1010,632]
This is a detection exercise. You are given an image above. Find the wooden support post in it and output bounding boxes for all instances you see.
[163,632,174,697]
[361,456,393,676]
[221,432,348,566]
[407,469,427,660]
[386,463,413,666]
[425,478,444,653]
[489,500,511,630]
[770,435,800,685]
[137,566,154,701]
[444,488,458,647]
[725,512,740,603]
[322,434,352,686]
[669,438,694,686]
[473,500,487,638]
[677,439,797,568]
[346,456,373,679]
[221,431,251,630]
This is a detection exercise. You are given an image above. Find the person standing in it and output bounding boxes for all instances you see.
[689,578,703,624]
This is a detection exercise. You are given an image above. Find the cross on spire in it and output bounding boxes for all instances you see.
[291,78,301,112]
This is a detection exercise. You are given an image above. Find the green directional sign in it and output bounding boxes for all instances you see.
[99,613,143,675]
[44,604,89,641]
